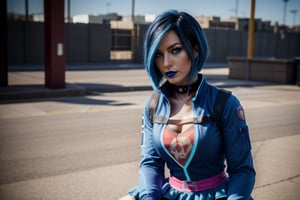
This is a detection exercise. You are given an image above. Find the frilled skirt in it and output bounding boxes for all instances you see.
[128,179,229,200]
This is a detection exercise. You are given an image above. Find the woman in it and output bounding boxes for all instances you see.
[129,10,255,200]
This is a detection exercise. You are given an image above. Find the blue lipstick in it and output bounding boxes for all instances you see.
[166,71,177,78]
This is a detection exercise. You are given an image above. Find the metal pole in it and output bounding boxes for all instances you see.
[246,0,255,81]
[290,10,297,27]
[24,0,29,63]
[283,0,289,26]
[131,0,136,61]
[68,0,71,22]
[0,0,8,86]
[131,0,135,22]
[44,0,66,89]
[235,0,239,17]
[247,0,255,58]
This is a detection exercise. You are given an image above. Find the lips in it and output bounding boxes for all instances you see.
[165,71,177,78]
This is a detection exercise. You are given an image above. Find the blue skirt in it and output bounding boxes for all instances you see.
[128,179,228,200]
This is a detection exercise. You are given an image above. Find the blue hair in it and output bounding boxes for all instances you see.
[144,10,210,90]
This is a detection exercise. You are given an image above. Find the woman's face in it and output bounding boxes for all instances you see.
[155,30,196,86]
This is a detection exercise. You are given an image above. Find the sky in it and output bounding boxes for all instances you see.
[7,0,300,26]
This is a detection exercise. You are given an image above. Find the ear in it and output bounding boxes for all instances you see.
[193,46,199,58]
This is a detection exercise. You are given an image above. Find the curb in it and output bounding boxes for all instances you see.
[0,81,269,103]
[0,84,153,103]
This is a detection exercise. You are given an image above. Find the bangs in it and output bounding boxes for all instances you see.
[144,24,173,90]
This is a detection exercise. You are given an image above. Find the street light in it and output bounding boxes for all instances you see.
[290,10,298,27]
[282,0,289,26]
[235,0,239,17]
[246,0,256,81]
[248,0,255,59]
[131,0,136,60]
[106,2,111,14]
[131,0,135,22]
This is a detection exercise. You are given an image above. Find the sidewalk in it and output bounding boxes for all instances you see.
[251,134,300,199]
[0,63,276,102]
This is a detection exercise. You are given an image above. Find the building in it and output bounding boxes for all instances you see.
[195,15,273,32]
[223,17,273,32]
[195,16,236,30]
[72,13,121,24]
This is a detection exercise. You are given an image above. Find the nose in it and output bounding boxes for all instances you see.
[163,53,172,67]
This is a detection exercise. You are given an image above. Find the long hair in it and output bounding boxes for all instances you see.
[144,10,210,90]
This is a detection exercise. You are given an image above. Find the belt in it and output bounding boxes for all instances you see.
[169,171,227,192]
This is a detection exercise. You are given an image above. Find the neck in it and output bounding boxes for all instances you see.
[170,75,201,94]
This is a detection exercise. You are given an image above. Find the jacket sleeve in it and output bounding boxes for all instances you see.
[222,95,256,200]
[138,100,165,200]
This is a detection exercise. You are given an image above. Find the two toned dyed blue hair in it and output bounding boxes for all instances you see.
[144,10,210,90]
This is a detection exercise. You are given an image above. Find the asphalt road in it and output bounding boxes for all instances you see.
[0,86,299,199]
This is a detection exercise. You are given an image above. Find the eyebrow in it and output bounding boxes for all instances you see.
[167,42,183,51]
[156,42,183,54]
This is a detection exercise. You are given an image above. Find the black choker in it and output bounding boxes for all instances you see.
[170,75,201,93]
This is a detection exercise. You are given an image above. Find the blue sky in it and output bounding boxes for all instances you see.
[8,0,300,26]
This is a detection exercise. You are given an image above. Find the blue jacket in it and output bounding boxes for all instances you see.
[139,75,256,199]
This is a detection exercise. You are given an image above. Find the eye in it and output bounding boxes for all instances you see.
[155,51,163,58]
[171,47,182,54]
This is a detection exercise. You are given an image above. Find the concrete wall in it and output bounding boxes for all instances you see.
[7,21,300,65]
[134,24,148,62]
[228,57,296,84]
[8,21,111,64]
[65,23,111,63]
[8,21,26,63]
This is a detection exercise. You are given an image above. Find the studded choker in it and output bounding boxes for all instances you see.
[170,75,201,93]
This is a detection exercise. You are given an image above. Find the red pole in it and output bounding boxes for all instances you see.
[44,0,65,89]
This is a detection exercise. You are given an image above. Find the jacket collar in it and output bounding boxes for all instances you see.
[192,74,209,102]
